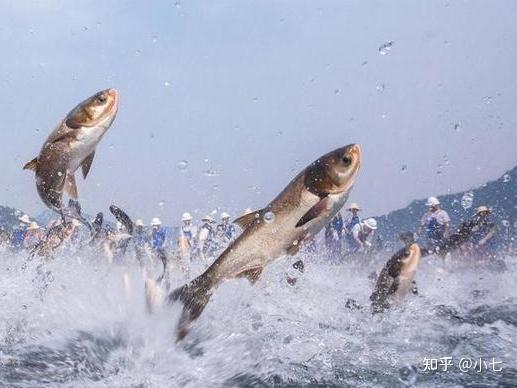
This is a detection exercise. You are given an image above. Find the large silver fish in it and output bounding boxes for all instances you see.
[23,89,119,219]
[169,144,362,340]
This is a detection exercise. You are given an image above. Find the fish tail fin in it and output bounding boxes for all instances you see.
[167,275,213,341]
[23,157,38,172]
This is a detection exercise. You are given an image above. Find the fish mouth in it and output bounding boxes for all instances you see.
[105,88,120,114]
[347,143,361,167]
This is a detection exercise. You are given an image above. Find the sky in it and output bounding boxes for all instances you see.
[1,0,516,226]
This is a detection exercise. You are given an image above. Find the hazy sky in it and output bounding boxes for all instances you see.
[1,0,516,225]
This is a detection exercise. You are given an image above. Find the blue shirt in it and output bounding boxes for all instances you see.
[12,228,27,249]
[151,227,166,250]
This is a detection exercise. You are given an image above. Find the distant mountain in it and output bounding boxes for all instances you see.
[375,166,517,247]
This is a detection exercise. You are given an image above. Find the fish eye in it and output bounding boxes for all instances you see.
[342,155,352,166]
[96,94,107,104]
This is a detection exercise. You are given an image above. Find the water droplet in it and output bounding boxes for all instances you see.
[453,122,461,131]
[376,83,385,92]
[159,200,165,207]
[174,1,181,8]
[381,113,388,119]
[483,96,492,104]
[502,220,510,228]
[378,41,394,55]
[263,211,275,224]
[135,49,141,56]
[401,164,407,172]
[151,36,158,43]
[177,160,189,171]
[164,81,170,87]
[252,97,259,103]
[277,130,284,135]
[461,191,474,210]
[57,171,63,177]
[398,365,418,386]
[503,174,511,183]
[82,26,88,32]
[203,169,220,177]
[334,88,341,95]
[361,60,368,66]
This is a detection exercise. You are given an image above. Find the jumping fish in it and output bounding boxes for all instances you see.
[23,89,119,223]
[168,144,362,340]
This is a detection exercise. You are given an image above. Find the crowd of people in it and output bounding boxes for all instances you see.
[323,197,499,261]
[0,196,500,266]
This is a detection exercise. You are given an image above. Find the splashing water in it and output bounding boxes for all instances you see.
[378,41,394,55]
[0,249,515,387]
[263,211,275,224]
[177,160,189,172]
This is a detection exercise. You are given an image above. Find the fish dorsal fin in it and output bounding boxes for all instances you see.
[81,151,95,179]
[64,172,78,199]
[23,157,38,172]
[236,267,263,285]
[233,210,261,230]
[295,196,331,228]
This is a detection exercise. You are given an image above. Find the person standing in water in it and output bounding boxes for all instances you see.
[418,196,450,250]
[324,212,344,259]
[343,203,361,254]
[216,212,236,246]
[11,214,31,251]
[150,217,167,263]
[467,206,498,260]
[349,218,377,254]
[197,215,216,260]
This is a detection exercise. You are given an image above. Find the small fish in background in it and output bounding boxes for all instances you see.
[370,233,421,313]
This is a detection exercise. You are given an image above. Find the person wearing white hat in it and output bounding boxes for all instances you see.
[180,212,197,248]
[349,218,377,253]
[419,196,450,248]
[343,203,362,254]
[197,214,217,259]
[149,217,166,253]
[216,212,236,245]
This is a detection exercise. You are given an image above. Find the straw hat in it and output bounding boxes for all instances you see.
[475,205,491,215]
[135,219,144,227]
[151,217,162,226]
[27,221,39,230]
[348,203,361,211]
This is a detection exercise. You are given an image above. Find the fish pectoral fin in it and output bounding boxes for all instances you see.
[23,157,38,172]
[64,172,78,199]
[81,151,95,179]
[236,267,263,285]
[233,210,261,230]
[296,197,331,228]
